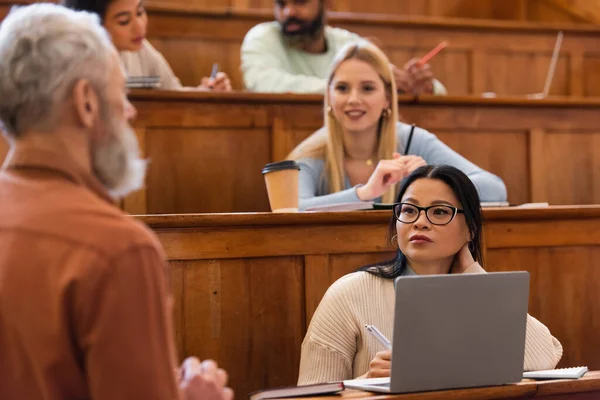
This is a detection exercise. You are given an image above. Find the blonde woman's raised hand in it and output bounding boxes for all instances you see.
[392,153,427,175]
[356,159,408,201]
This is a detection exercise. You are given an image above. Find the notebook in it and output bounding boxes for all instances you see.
[304,201,374,212]
[248,382,344,400]
[523,366,588,380]
[125,76,161,89]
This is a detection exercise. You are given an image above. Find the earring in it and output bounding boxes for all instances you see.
[390,235,398,245]
[381,108,391,118]
[327,106,333,116]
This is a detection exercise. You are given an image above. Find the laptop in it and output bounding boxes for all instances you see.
[345,271,529,394]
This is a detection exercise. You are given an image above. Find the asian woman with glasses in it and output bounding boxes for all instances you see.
[297,165,562,385]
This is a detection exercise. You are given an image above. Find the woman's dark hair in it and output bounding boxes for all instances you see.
[61,0,112,21]
[361,165,484,279]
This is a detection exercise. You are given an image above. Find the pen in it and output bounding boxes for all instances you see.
[365,325,392,350]
[417,41,449,67]
[210,63,219,80]
[404,124,416,155]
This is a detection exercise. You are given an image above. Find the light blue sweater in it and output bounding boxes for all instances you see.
[296,122,507,210]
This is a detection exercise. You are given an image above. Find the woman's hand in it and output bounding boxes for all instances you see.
[356,155,426,201]
[367,350,392,378]
[450,242,476,274]
[200,72,232,92]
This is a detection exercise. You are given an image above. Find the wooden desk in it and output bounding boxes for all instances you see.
[121,91,600,214]
[297,371,600,399]
[0,0,589,24]
[2,92,599,213]
[142,4,600,96]
[2,1,600,95]
[140,206,600,398]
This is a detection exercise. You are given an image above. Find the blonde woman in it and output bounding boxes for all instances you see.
[288,41,506,210]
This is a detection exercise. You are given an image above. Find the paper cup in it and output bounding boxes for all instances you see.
[262,160,300,213]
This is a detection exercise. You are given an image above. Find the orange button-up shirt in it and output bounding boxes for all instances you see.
[0,147,180,399]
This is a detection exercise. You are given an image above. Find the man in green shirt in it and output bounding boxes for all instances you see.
[241,0,447,94]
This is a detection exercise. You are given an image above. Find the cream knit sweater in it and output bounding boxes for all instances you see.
[297,263,563,385]
[119,40,183,90]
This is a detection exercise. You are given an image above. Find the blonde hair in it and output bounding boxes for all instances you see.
[288,40,399,203]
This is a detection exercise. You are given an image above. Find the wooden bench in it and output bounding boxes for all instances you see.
[141,206,600,397]
[2,1,599,94]
[143,0,581,22]
[2,92,599,213]
[0,0,588,23]
[121,91,600,214]
[284,371,600,399]
[143,3,600,96]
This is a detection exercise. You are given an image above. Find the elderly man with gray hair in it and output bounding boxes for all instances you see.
[0,4,233,400]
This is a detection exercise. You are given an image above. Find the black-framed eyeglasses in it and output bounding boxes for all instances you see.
[393,202,464,226]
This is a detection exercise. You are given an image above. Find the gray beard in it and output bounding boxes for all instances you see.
[91,110,147,199]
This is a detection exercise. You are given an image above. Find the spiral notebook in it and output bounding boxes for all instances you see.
[523,366,588,380]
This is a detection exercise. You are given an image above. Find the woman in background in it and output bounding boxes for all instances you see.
[64,0,232,91]
[298,165,562,384]
[288,40,506,210]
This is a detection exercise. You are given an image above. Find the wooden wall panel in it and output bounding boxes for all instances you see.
[3,3,591,96]
[526,1,583,23]
[140,207,600,395]
[125,92,600,214]
[483,52,569,96]
[434,131,530,205]
[145,127,271,213]
[140,8,600,96]
[388,48,472,95]
[428,0,527,20]
[0,4,9,19]
[151,38,245,92]
[582,53,600,97]
[533,0,600,23]
[543,132,600,205]
[3,93,599,212]
[487,247,600,369]
[172,257,305,397]
[305,252,394,322]
[145,0,527,18]
[0,0,594,23]
[334,0,429,15]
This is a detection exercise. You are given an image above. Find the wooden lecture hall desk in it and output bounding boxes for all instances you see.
[141,3,600,97]
[297,371,600,400]
[117,91,600,214]
[140,206,600,397]
[5,1,600,95]
[1,92,599,214]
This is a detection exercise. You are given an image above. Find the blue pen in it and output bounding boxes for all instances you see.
[210,63,219,80]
